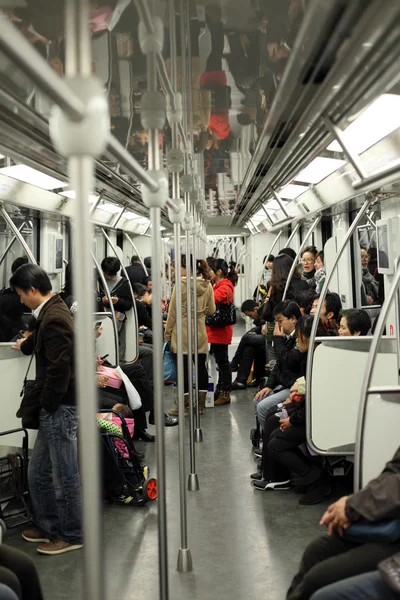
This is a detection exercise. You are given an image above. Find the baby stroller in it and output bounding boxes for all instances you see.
[100,409,157,506]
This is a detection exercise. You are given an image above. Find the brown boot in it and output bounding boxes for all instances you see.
[214,390,231,406]
[169,393,189,417]
[198,391,207,415]
[214,385,221,403]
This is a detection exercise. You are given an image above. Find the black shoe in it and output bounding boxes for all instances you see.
[299,481,331,505]
[250,471,262,480]
[133,430,155,443]
[253,479,291,491]
[232,380,247,390]
[253,446,263,458]
[248,379,258,388]
[165,414,178,427]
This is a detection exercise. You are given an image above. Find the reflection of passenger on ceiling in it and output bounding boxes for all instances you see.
[200,8,232,144]
[164,14,212,146]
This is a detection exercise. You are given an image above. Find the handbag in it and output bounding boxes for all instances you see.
[17,353,40,430]
[163,342,177,383]
[206,302,236,327]
[342,519,400,544]
[379,552,400,593]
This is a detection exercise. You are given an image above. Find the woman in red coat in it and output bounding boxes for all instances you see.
[207,259,238,406]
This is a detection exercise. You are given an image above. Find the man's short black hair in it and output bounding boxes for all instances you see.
[273,300,302,321]
[132,283,147,297]
[294,288,317,315]
[241,299,258,313]
[11,256,28,274]
[131,255,140,264]
[142,276,152,286]
[10,264,52,295]
[101,257,121,276]
[341,309,371,335]
[278,247,297,260]
[324,292,342,323]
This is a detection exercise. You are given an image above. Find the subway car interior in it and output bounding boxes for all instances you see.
[0,0,399,599]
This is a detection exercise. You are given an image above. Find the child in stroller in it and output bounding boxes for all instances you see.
[98,406,157,506]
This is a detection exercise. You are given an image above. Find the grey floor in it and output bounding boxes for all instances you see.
[6,323,332,600]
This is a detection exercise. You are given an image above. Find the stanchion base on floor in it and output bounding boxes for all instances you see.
[188,472,200,491]
[177,547,193,572]
[194,428,203,443]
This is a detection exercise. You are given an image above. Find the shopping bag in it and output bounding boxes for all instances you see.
[114,366,142,411]
[163,342,177,383]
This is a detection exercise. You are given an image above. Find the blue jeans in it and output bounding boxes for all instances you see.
[28,406,82,544]
[310,571,398,600]
[253,388,290,425]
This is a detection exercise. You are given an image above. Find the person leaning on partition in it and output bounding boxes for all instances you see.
[11,264,82,556]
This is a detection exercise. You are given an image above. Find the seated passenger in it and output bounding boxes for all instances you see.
[132,283,153,333]
[295,288,317,317]
[339,309,371,336]
[310,292,342,335]
[97,257,133,361]
[254,300,305,425]
[230,299,266,390]
[287,445,400,600]
[253,316,330,505]
[309,567,400,600]
[314,251,326,293]
[141,275,152,292]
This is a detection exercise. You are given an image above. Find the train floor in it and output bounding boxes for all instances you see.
[6,327,333,600]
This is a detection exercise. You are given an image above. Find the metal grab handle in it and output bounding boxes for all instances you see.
[99,228,139,362]
[305,196,372,456]
[354,258,400,491]
[91,252,119,367]
[0,207,36,264]
[282,215,322,301]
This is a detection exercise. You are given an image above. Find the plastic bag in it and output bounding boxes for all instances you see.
[114,366,142,411]
[163,342,177,383]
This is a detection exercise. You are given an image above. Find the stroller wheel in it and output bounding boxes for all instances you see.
[145,478,158,501]
[250,428,260,448]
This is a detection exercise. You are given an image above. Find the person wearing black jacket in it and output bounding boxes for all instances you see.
[287,445,400,600]
[125,256,147,285]
[253,316,330,505]
[132,283,152,330]
[10,264,82,556]
[231,299,266,389]
[254,300,305,425]
[0,256,28,341]
[97,257,133,361]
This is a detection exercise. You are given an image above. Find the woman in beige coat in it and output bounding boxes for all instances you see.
[165,256,215,415]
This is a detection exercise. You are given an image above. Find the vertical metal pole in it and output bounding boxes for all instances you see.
[168,0,192,570]
[65,2,103,599]
[142,6,169,596]
[192,205,203,443]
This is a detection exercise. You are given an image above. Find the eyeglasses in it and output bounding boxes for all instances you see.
[301,258,314,263]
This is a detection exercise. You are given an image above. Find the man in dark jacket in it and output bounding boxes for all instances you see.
[11,264,82,556]
[231,299,266,390]
[287,446,400,600]
[253,301,305,424]
[0,256,28,341]
[98,256,133,361]
[125,255,147,285]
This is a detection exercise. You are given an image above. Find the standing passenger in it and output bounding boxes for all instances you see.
[301,246,318,290]
[207,259,238,406]
[11,264,82,555]
[166,256,215,416]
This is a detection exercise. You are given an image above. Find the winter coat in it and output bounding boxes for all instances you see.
[19,295,76,414]
[125,263,147,285]
[207,278,235,345]
[314,267,326,293]
[165,277,215,355]
[96,276,133,315]
[267,333,306,391]
[302,269,317,290]
[345,446,400,523]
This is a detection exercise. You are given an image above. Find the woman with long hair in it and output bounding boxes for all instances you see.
[166,255,215,416]
[207,259,238,406]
